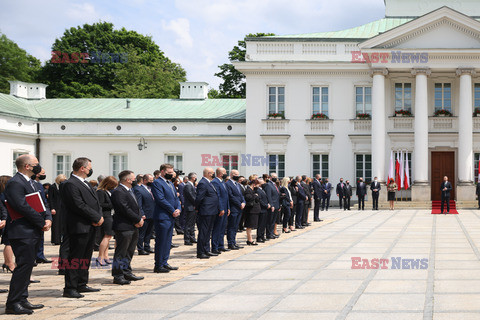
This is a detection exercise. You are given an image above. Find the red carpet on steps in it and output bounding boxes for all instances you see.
[431,200,459,214]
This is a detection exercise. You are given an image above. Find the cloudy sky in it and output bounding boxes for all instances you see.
[0,0,385,89]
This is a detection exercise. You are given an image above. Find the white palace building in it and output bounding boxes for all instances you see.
[2,0,480,205]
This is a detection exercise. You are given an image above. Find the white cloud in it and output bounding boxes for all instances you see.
[161,18,194,49]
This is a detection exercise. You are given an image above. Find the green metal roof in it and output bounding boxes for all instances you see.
[0,93,246,122]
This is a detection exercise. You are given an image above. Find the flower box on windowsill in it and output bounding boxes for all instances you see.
[434,110,452,117]
[473,109,480,117]
[267,112,285,120]
[356,113,371,120]
[310,113,329,120]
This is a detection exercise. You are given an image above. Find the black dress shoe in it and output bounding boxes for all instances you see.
[63,289,84,298]
[176,230,184,235]
[29,279,40,284]
[234,244,244,249]
[163,264,178,270]
[113,277,131,285]
[197,254,210,259]
[211,250,222,254]
[78,286,101,293]
[228,245,240,250]
[171,244,179,248]
[0,289,8,293]
[153,266,170,273]
[219,247,231,252]
[207,252,219,256]
[256,238,265,243]
[36,258,52,264]
[58,269,66,276]
[266,236,276,240]
[5,303,33,315]
[21,301,44,310]
[147,248,155,253]
[124,273,144,281]
[138,250,149,255]
[184,242,193,246]
[191,239,197,243]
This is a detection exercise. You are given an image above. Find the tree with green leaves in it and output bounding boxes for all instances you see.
[39,22,186,98]
[0,33,41,94]
[214,33,275,98]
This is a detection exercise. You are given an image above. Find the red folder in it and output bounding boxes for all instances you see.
[5,191,46,221]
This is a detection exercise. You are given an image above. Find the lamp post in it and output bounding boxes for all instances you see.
[137,137,147,151]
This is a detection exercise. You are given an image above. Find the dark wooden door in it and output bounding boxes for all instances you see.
[431,152,455,201]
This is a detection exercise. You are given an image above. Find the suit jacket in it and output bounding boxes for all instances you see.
[256,187,269,213]
[177,182,185,205]
[244,187,261,214]
[3,173,48,239]
[61,175,102,234]
[297,182,306,202]
[280,186,292,208]
[195,177,219,216]
[312,179,323,199]
[440,181,452,198]
[476,182,480,196]
[356,182,367,197]
[134,185,155,219]
[183,182,196,212]
[343,184,353,197]
[288,184,298,205]
[34,181,51,214]
[211,178,230,212]
[264,181,280,210]
[370,181,381,193]
[111,186,142,231]
[96,189,113,216]
[0,193,8,221]
[301,181,311,203]
[225,179,245,215]
[151,177,181,221]
[336,182,346,196]
[323,182,332,196]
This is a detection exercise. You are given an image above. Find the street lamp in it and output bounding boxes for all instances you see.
[137,137,147,151]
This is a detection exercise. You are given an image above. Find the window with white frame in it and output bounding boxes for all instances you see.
[394,83,412,112]
[268,86,285,115]
[312,86,328,116]
[355,86,372,115]
[268,154,285,178]
[55,154,71,177]
[312,154,329,178]
[474,84,480,109]
[12,151,29,175]
[110,154,128,178]
[474,153,480,183]
[355,154,372,184]
[165,154,183,171]
[434,83,452,112]
[221,154,239,175]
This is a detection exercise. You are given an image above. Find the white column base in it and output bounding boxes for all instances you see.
[411,184,431,201]
[456,184,476,201]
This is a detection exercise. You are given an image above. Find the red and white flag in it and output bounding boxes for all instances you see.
[478,158,480,182]
[388,150,394,182]
[400,151,405,189]
[395,151,401,187]
[404,153,410,190]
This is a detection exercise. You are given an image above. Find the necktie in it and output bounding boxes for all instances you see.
[168,181,175,196]
[30,180,36,191]
[129,189,138,203]
[210,181,217,192]
[147,186,154,199]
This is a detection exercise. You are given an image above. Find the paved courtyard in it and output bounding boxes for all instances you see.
[76,209,480,320]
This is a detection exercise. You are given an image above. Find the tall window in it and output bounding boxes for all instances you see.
[110,154,128,178]
[434,83,452,112]
[356,154,372,184]
[12,151,28,175]
[268,154,285,178]
[395,83,412,112]
[312,154,329,178]
[165,154,183,171]
[221,154,239,175]
[475,84,480,109]
[268,86,285,114]
[55,154,71,177]
[356,86,372,115]
[312,86,328,116]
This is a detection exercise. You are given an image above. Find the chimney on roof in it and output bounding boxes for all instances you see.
[8,80,47,100]
[126,99,131,109]
[179,82,209,100]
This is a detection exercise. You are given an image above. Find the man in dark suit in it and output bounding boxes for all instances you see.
[343,180,353,210]
[134,174,155,255]
[441,176,452,214]
[312,174,323,221]
[256,178,270,243]
[60,157,103,299]
[370,177,381,210]
[476,180,480,209]
[356,178,367,210]
[301,175,311,227]
[183,173,197,246]
[151,163,181,273]
[32,168,53,264]
[321,178,332,211]
[111,170,144,285]
[4,154,52,314]
[264,173,280,239]
[336,178,345,210]
[295,176,307,229]
[195,168,220,259]
[225,170,245,250]
[211,167,230,254]
[177,177,187,232]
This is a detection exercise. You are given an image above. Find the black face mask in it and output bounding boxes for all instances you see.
[241,181,247,186]
[165,173,173,180]
[131,180,138,187]
[232,176,239,181]
[87,168,93,178]
[271,177,277,182]
[31,164,42,175]
[146,182,153,187]
[222,174,228,180]
[340,180,343,183]
[38,175,46,181]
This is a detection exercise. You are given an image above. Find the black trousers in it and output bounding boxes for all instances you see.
[321,195,330,210]
[112,229,138,279]
[197,215,216,255]
[441,195,450,213]
[266,209,277,237]
[289,204,295,226]
[183,210,196,243]
[338,194,344,209]
[295,201,304,228]
[94,225,102,250]
[372,192,379,210]
[257,211,267,240]
[282,206,291,229]
[313,198,321,220]
[59,233,70,271]
[7,237,40,306]
[65,228,95,290]
[137,218,154,251]
[302,201,309,224]
[344,197,351,210]
[358,195,365,210]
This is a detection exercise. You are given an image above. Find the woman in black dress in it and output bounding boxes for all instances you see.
[96,176,118,266]
[48,174,67,245]
[244,179,261,245]
[280,177,293,233]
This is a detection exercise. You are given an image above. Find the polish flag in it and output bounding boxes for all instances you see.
[478,158,480,182]
[395,151,401,187]
[404,153,410,190]
[388,150,394,182]
[400,151,405,189]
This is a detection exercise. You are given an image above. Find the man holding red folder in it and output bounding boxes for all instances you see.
[4,154,52,315]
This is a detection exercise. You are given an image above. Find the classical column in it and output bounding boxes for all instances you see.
[371,68,388,184]
[411,68,430,201]
[456,68,476,200]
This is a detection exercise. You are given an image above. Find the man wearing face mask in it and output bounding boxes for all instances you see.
[32,168,53,264]
[343,180,353,210]
[370,176,381,210]
[211,167,230,254]
[225,170,246,250]
[336,178,345,210]
[134,174,155,255]
[183,173,197,246]
[356,178,367,211]
[264,173,280,239]
[61,157,104,299]
[4,154,52,314]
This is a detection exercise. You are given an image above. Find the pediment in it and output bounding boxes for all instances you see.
[360,6,480,50]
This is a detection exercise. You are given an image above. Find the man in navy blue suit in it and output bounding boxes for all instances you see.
[183,173,197,245]
[264,173,280,239]
[225,169,245,250]
[211,167,230,254]
[321,178,332,211]
[151,164,181,273]
[195,168,220,259]
[134,174,155,255]
[312,174,324,221]
[295,176,307,229]
[32,168,52,264]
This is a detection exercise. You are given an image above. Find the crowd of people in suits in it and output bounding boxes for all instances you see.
[0,154,413,315]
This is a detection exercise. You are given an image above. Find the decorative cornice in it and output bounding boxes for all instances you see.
[411,68,431,76]
[456,68,477,76]
[242,71,370,76]
[369,68,389,77]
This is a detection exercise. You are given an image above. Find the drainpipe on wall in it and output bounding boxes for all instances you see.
[35,123,40,161]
